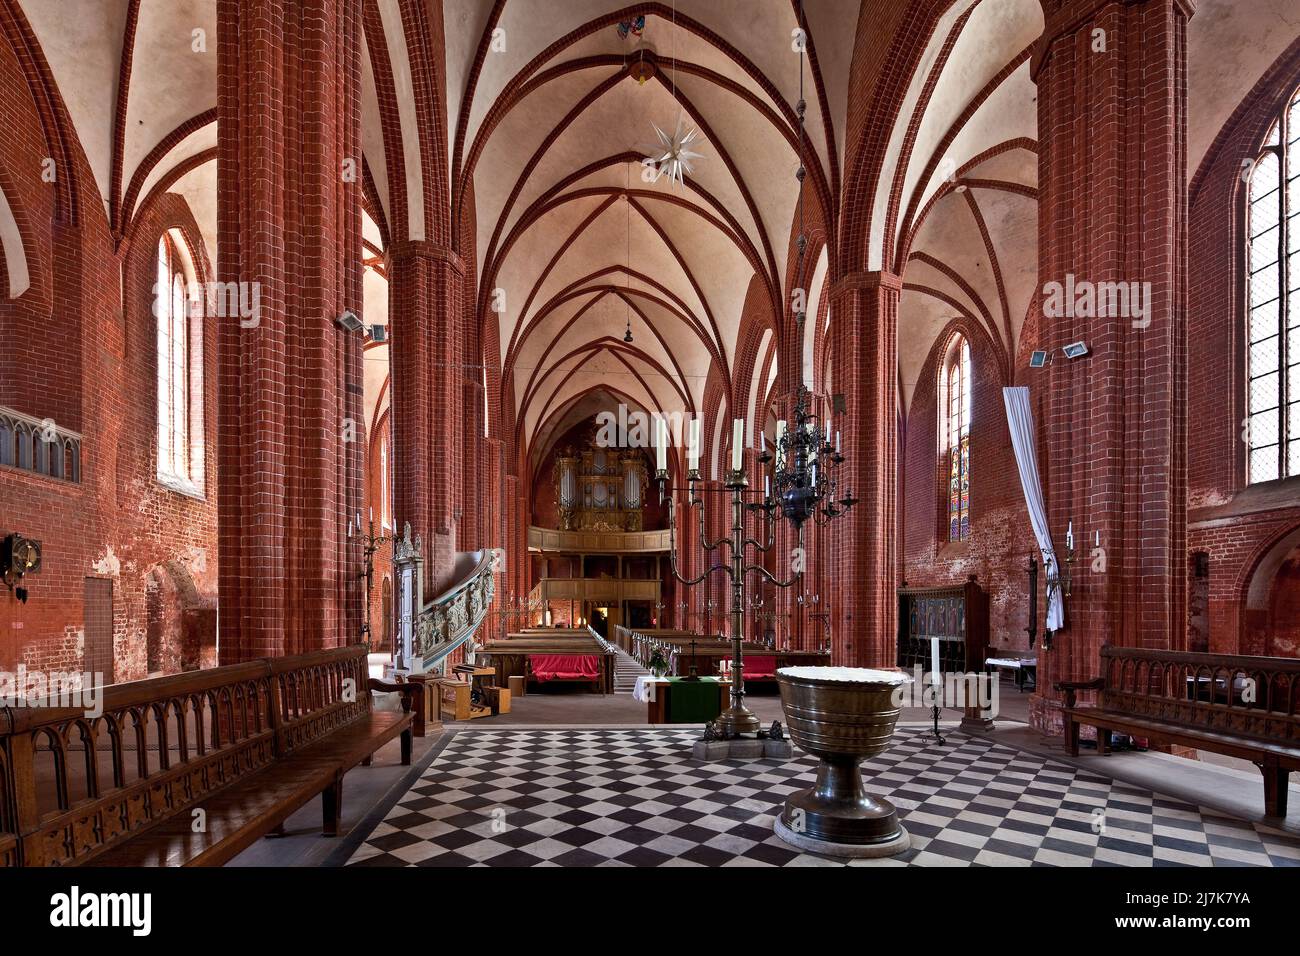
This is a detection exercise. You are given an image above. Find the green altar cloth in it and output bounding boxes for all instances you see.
[664,677,722,723]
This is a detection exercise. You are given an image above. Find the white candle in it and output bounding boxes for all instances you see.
[825,420,831,444]
[732,419,744,471]
[835,430,840,454]
[764,476,770,498]
[930,637,941,685]
[1066,520,1074,550]
[1095,530,1100,548]
[688,418,700,469]
[655,418,667,471]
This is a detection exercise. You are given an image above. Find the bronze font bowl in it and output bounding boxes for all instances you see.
[776,666,913,853]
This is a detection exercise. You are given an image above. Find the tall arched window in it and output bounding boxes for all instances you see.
[1246,85,1300,484]
[941,335,972,542]
[155,233,203,493]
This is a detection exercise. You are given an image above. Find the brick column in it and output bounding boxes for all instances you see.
[460,377,484,549]
[1031,0,1190,733]
[829,272,901,666]
[216,0,363,661]
[387,240,464,599]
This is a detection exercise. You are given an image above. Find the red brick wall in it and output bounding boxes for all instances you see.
[1185,40,1300,656]
[0,19,217,680]
[901,320,1039,655]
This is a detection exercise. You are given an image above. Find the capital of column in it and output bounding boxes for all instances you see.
[386,239,465,275]
[1031,0,1195,81]
[828,270,903,303]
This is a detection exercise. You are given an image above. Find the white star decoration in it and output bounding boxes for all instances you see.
[641,115,703,187]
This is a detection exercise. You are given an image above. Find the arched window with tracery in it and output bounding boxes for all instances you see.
[1246,85,1300,484]
[940,334,971,542]
[155,232,203,493]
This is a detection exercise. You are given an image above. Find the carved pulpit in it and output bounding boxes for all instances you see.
[393,522,424,673]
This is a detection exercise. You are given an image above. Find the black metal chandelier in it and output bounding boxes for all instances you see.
[766,386,857,529]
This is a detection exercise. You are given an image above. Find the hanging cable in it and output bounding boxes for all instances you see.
[794,0,807,326]
[625,160,634,342]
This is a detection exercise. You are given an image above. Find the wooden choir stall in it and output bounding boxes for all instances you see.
[896,578,991,726]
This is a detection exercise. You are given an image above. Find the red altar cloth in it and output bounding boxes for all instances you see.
[744,655,777,678]
[530,654,600,682]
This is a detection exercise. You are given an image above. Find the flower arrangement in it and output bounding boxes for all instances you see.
[648,646,670,677]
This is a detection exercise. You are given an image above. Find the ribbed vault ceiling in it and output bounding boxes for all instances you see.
[12,0,1298,462]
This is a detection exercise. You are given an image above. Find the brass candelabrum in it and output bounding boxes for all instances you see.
[656,387,856,738]
[1042,533,1076,651]
[498,591,532,637]
[798,592,832,654]
[353,512,391,649]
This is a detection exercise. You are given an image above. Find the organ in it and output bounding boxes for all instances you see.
[554,445,647,532]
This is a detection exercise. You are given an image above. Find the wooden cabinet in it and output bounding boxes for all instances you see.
[896,577,989,675]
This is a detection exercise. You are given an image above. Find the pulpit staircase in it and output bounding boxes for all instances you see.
[392,525,497,675]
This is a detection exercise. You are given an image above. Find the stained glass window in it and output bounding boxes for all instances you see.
[1247,85,1300,483]
[942,336,971,541]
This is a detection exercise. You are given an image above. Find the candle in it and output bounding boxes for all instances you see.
[764,475,770,498]
[835,430,840,454]
[655,418,667,471]
[825,420,831,444]
[688,418,700,469]
[1095,530,1100,548]
[930,637,941,686]
[347,519,353,538]
[732,419,744,471]
[775,420,787,468]
[1066,520,1073,550]
[356,511,362,529]
[369,506,373,523]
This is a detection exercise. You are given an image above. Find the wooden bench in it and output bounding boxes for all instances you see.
[1057,646,1300,818]
[0,645,425,866]
[479,639,615,695]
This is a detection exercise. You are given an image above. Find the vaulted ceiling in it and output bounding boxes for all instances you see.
[442,2,854,466]
[11,0,1299,466]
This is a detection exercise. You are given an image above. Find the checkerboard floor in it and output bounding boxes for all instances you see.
[345,728,1300,867]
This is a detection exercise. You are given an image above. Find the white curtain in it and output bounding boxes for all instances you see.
[1003,387,1064,630]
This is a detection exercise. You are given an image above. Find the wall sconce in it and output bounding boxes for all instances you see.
[2,533,41,602]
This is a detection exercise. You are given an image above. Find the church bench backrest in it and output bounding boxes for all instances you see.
[270,647,372,754]
[1099,646,1300,746]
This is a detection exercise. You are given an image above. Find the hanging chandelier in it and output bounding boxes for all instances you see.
[767,386,857,528]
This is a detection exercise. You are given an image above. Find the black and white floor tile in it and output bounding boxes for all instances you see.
[345,728,1300,867]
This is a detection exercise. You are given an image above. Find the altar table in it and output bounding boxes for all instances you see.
[636,676,732,724]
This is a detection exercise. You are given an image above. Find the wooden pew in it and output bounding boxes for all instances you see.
[478,637,614,695]
[0,645,421,866]
[1058,646,1300,817]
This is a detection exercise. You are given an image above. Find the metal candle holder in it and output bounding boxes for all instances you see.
[656,386,855,738]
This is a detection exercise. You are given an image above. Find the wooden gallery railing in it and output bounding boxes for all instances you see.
[0,645,416,866]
